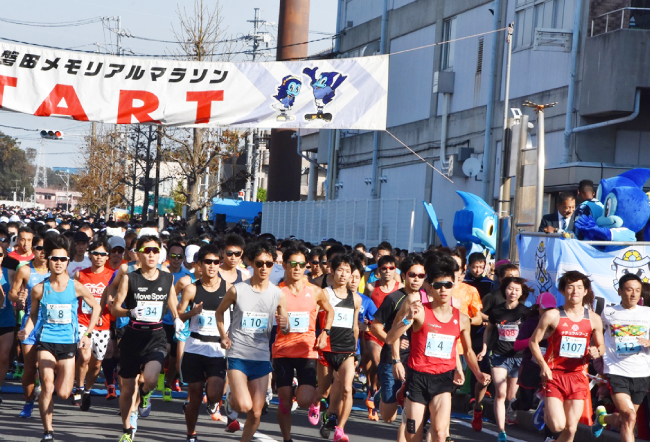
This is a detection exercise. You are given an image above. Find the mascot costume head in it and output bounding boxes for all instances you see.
[453,191,497,255]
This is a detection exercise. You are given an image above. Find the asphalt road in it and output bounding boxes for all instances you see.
[0,378,547,442]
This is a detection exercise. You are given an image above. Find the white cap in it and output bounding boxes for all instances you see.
[0,216,9,223]
[9,214,20,222]
[46,228,60,234]
[137,227,159,238]
[108,236,126,251]
[185,245,201,264]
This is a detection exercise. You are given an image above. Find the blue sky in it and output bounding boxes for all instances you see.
[0,0,337,169]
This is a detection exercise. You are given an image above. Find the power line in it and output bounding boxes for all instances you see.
[0,124,38,132]
[0,16,102,27]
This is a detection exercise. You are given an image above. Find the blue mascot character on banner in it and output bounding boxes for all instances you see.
[272,75,302,122]
[302,67,347,122]
[452,191,498,256]
[574,168,650,242]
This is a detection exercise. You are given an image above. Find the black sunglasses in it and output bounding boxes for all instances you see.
[288,261,307,269]
[225,250,243,257]
[432,281,454,290]
[254,260,274,268]
[49,256,70,262]
[170,253,184,259]
[90,251,109,257]
[34,245,44,251]
[203,258,220,265]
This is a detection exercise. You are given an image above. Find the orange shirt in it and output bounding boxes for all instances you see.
[273,281,319,359]
[77,267,114,330]
[452,282,482,354]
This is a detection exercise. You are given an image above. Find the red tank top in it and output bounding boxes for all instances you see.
[77,267,114,330]
[408,303,460,375]
[545,306,592,372]
[273,282,318,359]
[371,280,399,309]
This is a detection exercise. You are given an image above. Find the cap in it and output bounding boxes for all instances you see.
[137,227,159,238]
[108,236,126,251]
[185,245,201,264]
[9,214,20,222]
[73,231,89,243]
[536,292,557,309]
[495,259,512,268]
[0,216,9,223]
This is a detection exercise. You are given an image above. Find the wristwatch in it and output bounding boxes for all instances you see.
[84,331,92,338]
[392,359,401,365]
[323,328,331,336]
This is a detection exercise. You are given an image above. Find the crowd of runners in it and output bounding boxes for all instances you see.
[0,209,648,442]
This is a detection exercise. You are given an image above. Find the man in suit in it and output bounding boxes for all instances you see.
[538,191,576,233]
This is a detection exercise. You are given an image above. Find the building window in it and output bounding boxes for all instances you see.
[441,17,457,71]
[514,0,566,50]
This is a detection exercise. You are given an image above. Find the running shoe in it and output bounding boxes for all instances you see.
[226,418,241,433]
[187,434,198,442]
[532,399,545,431]
[319,413,331,439]
[20,401,35,418]
[130,411,138,434]
[333,426,349,442]
[505,401,516,425]
[592,405,607,438]
[206,401,218,415]
[163,387,172,402]
[138,388,152,417]
[471,405,483,432]
[369,408,379,421]
[497,431,507,442]
[106,384,117,400]
[71,389,82,406]
[118,432,133,442]
[172,379,181,392]
[14,366,24,379]
[325,413,338,430]
[41,433,54,441]
[80,392,91,411]
[156,373,165,392]
[365,389,375,409]
[308,402,321,425]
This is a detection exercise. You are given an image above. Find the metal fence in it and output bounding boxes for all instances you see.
[261,199,417,250]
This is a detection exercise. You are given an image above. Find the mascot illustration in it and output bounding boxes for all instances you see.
[611,249,650,290]
[452,191,497,256]
[302,67,347,122]
[272,75,302,121]
[575,168,650,242]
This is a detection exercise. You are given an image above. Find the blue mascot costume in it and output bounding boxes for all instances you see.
[452,191,497,256]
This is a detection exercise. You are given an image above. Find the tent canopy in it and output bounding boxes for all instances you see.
[210,198,262,224]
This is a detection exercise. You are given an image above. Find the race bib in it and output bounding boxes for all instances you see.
[241,311,269,332]
[498,324,519,342]
[559,336,587,358]
[46,304,71,324]
[615,336,643,356]
[425,333,454,359]
[196,310,218,333]
[332,307,354,329]
[611,323,647,357]
[81,300,93,315]
[137,301,163,323]
[288,311,309,333]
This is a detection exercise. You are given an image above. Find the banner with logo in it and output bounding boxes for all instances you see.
[517,234,650,306]
[0,42,388,130]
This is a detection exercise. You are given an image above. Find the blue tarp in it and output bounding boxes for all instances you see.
[210,198,262,223]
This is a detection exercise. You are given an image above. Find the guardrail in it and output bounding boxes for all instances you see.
[591,7,650,37]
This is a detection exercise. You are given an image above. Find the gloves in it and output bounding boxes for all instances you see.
[574,215,611,241]
[174,318,185,339]
[130,306,145,320]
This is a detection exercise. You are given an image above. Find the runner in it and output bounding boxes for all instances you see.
[478,277,530,441]
[371,254,425,439]
[17,235,101,442]
[530,270,605,442]
[386,253,490,442]
[364,254,402,417]
[218,234,250,286]
[177,243,229,442]
[311,253,362,442]
[272,244,334,441]
[107,236,127,271]
[463,253,493,298]
[9,234,50,418]
[3,225,34,271]
[216,241,289,442]
[72,238,114,411]
[592,273,650,442]
[67,231,91,275]
[0,243,14,405]
[110,235,181,442]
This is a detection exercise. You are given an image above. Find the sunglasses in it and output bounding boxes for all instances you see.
[49,256,70,262]
[320,260,328,265]
[432,281,454,290]
[288,261,307,269]
[34,245,44,251]
[111,248,124,254]
[407,272,426,279]
[138,247,160,254]
[380,266,396,271]
[225,250,243,257]
[311,260,320,265]
[90,251,109,257]
[254,260,274,268]
[203,258,220,265]
[170,253,184,259]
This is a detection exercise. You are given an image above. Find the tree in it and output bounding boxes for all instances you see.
[257,188,267,202]
[164,0,241,236]
[0,131,35,199]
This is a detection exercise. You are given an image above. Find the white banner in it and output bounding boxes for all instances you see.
[0,42,388,130]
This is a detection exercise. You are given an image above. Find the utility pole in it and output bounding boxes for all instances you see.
[154,126,162,221]
[245,132,254,201]
[57,170,70,212]
[251,130,260,202]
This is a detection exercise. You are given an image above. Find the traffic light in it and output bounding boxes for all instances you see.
[40,130,64,140]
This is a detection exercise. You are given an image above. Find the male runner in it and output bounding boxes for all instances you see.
[592,273,650,442]
[67,231,91,275]
[111,235,182,442]
[9,234,50,418]
[274,244,334,442]
[177,244,229,442]
[216,241,289,442]
[107,236,127,271]
[386,254,490,442]
[17,235,100,442]
[530,270,605,442]
[311,253,362,442]
[3,225,34,271]
[219,234,250,286]
[72,238,114,410]
[0,243,15,405]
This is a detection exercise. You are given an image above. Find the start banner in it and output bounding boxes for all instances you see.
[0,42,388,130]
[518,234,650,306]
